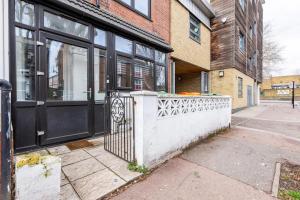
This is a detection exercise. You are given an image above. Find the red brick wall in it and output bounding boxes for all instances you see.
[89,0,170,43]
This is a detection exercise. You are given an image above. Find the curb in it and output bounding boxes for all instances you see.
[271,162,281,198]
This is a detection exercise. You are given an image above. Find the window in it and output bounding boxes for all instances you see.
[44,11,89,39]
[115,35,167,91]
[15,0,35,27]
[115,36,133,54]
[190,15,201,42]
[238,77,243,98]
[253,22,257,36]
[94,28,106,46]
[156,65,166,91]
[136,44,154,59]
[47,39,88,101]
[94,49,106,101]
[201,72,209,93]
[15,27,35,101]
[133,59,154,91]
[249,26,253,39]
[119,0,150,17]
[239,31,245,52]
[239,0,245,10]
[155,50,166,64]
[117,56,132,88]
[134,0,150,16]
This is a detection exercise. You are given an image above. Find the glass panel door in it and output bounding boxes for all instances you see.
[39,32,92,145]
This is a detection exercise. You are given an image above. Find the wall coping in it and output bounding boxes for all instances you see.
[130,91,158,96]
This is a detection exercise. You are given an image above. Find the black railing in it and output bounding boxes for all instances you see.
[104,92,135,162]
[0,79,12,200]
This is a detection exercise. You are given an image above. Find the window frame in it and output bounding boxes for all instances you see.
[116,0,152,20]
[40,6,91,43]
[201,71,209,94]
[189,14,201,43]
[238,77,243,98]
[114,35,167,92]
[239,31,246,52]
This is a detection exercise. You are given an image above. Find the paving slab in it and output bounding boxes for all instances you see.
[85,145,106,157]
[60,184,80,200]
[72,169,126,200]
[61,171,69,186]
[109,160,141,182]
[48,145,71,155]
[62,158,106,181]
[60,149,91,166]
[112,158,275,200]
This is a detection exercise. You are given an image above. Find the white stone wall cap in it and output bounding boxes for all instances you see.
[130,90,158,96]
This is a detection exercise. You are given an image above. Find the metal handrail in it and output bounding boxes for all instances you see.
[0,79,12,200]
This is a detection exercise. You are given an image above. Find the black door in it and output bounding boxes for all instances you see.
[38,32,93,145]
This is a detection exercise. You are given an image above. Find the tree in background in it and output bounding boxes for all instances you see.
[263,22,284,77]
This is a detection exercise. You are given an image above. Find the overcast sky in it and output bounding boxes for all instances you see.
[263,0,300,76]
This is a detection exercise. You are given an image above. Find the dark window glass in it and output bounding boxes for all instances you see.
[120,0,131,5]
[15,0,35,27]
[156,65,166,91]
[94,28,106,46]
[44,11,89,39]
[190,15,201,42]
[239,32,245,51]
[155,50,166,64]
[115,36,133,54]
[15,27,35,101]
[136,44,153,59]
[94,48,106,101]
[117,56,132,88]
[238,77,243,98]
[47,39,88,101]
[133,59,154,91]
[119,0,150,17]
[134,0,149,16]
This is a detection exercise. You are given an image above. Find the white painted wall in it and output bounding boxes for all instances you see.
[131,91,232,167]
[0,0,10,81]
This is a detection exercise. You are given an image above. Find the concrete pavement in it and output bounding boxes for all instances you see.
[111,102,300,200]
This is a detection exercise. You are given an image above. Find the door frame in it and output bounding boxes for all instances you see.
[38,31,94,145]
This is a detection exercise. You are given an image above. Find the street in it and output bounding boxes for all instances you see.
[111,102,300,200]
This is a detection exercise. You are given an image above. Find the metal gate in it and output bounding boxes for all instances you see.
[104,92,135,162]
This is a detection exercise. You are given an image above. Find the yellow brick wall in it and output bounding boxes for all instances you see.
[171,0,211,70]
[210,68,255,109]
[175,73,201,93]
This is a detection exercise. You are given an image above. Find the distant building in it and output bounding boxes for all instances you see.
[261,75,300,100]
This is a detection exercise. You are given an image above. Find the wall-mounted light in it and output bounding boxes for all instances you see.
[219,70,224,77]
[221,17,227,24]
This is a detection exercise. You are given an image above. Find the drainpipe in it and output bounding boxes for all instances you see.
[0,79,12,200]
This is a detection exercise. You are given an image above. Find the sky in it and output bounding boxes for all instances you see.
[263,0,300,76]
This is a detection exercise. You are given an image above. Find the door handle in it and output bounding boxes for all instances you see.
[83,88,92,94]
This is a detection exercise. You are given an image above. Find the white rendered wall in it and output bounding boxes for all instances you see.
[131,91,232,167]
[0,0,10,81]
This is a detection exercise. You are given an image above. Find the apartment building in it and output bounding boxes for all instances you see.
[210,0,264,110]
